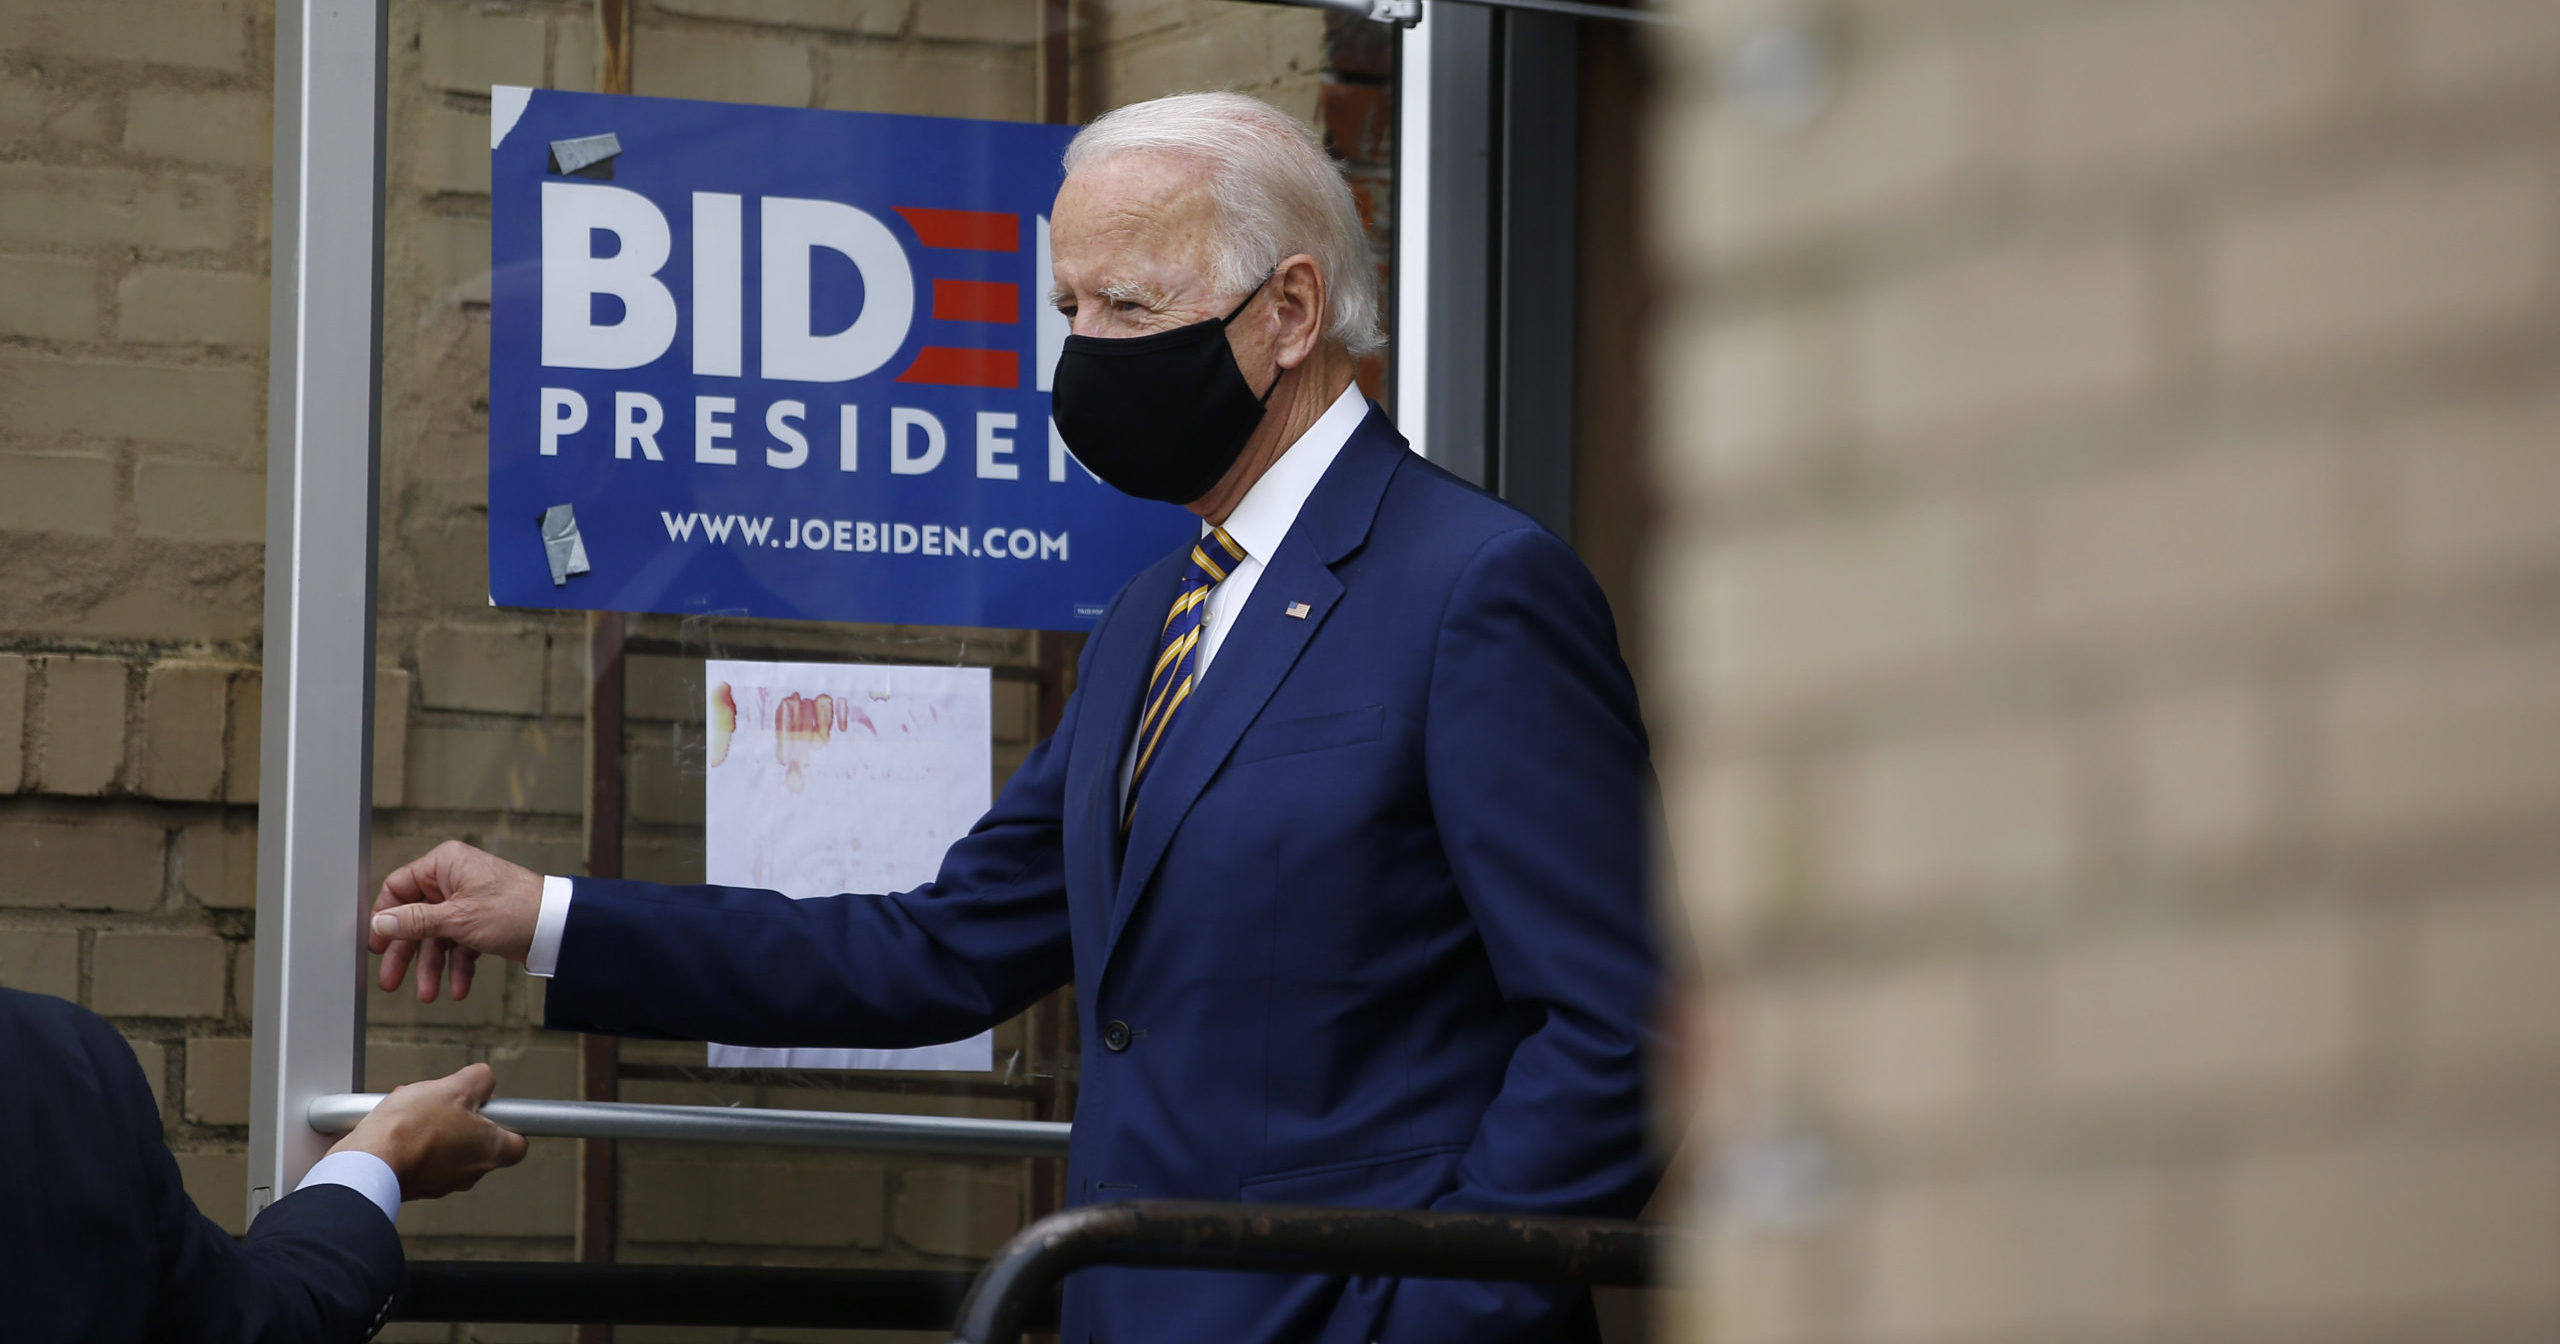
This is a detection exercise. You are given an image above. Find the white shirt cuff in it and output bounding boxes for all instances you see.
[526,874,573,977]
[296,1149,402,1225]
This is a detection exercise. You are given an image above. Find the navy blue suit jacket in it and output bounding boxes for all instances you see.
[0,988,405,1343]
[549,408,1660,1342]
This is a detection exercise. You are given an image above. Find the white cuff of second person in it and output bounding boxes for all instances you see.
[525,874,573,978]
[296,1149,403,1225]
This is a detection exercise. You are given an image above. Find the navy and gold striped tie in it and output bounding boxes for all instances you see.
[1127,526,1245,827]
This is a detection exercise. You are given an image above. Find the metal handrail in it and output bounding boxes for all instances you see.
[308,1093,1071,1159]
[949,1201,1672,1344]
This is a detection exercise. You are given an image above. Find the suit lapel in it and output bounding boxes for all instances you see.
[1075,555,1180,904]
[1106,538,1342,958]
[1099,406,1408,967]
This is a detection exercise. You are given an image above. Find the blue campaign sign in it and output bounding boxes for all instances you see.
[487,88,1196,630]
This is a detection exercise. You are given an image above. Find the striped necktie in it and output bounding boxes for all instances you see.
[1127,526,1245,827]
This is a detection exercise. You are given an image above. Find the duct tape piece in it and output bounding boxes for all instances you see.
[548,131,621,179]
[540,504,592,587]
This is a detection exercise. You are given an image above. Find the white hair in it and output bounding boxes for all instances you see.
[1064,91,1387,357]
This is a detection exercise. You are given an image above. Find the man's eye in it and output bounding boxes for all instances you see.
[1055,304,1077,320]
[1112,299,1142,314]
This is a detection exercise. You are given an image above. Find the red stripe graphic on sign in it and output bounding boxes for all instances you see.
[895,207,1019,252]
[933,279,1020,323]
[897,347,1020,388]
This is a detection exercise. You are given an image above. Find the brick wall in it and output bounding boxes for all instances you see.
[0,1,1327,1340]
[1649,1,2560,1340]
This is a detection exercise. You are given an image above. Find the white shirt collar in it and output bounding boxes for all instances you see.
[1210,380,1370,561]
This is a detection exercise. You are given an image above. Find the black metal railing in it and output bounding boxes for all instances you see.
[397,1203,1673,1341]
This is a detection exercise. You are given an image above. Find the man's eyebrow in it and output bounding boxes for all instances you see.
[1051,279,1165,310]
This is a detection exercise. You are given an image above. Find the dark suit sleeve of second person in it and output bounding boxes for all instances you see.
[79,1008,406,1344]
[1368,523,1665,1344]
[542,680,1081,1048]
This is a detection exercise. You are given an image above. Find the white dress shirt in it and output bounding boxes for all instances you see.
[527,380,1372,978]
[295,1149,403,1224]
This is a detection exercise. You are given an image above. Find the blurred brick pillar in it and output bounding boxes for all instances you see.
[1646,2,2560,1339]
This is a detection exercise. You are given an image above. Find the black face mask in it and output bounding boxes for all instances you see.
[1049,274,1280,506]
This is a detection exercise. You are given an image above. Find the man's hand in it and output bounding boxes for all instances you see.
[369,840,543,1002]
[329,1062,530,1200]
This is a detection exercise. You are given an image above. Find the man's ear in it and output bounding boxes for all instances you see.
[1271,253,1327,369]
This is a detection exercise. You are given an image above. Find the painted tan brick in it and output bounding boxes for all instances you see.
[402,1145,579,1237]
[2119,680,2272,862]
[0,818,164,910]
[0,654,22,793]
[0,355,263,452]
[118,268,268,347]
[1667,756,1796,945]
[2034,918,2355,1102]
[623,1155,889,1248]
[122,88,270,170]
[94,932,227,1019]
[629,742,705,827]
[634,24,816,107]
[125,1035,168,1111]
[0,453,117,537]
[405,723,583,815]
[1658,302,1849,497]
[176,1151,249,1235]
[2324,638,2560,843]
[0,69,113,145]
[185,1035,253,1126]
[1809,962,1986,1132]
[626,655,706,722]
[375,666,410,810]
[416,103,492,196]
[418,6,548,94]
[1995,0,2350,174]
[1856,1171,2171,1342]
[2386,392,2560,587]
[2405,0,2560,98]
[141,661,233,801]
[652,0,910,33]
[2226,1136,2560,1320]
[420,625,548,716]
[1854,1178,2026,1343]
[551,12,602,91]
[35,654,127,796]
[912,0,1040,45]
[2024,438,2346,645]
[894,1168,1022,1256]
[818,42,1039,120]
[362,1041,473,1092]
[24,0,250,73]
[0,165,239,253]
[416,214,493,308]
[180,818,257,910]
[1859,234,2151,444]
[1684,37,1972,265]
[0,929,80,999]
[2411,886,2560,1071]
[224,672,260,804]
[0,254,101,339]
[485,1041,581,1099]
[1685,501,1983,724]
[2208,155,2551,370]
[1817,719,2077,909]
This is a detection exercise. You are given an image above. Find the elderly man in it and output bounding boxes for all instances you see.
[370,92,1657,1343]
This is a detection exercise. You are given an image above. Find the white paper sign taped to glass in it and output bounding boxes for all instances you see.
[485,88,1198,630]
[704,660,993,1072]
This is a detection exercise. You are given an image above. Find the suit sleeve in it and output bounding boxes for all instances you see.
[542,674,1080,1048]
[1369,524,1664,1344]
[77,1013,406,1344]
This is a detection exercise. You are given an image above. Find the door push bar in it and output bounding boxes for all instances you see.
[308,1093,1071,1160]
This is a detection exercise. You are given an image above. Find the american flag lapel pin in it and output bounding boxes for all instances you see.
[1284,601,1312,620]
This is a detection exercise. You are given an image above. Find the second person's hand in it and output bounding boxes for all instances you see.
[369,841,545,1002]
